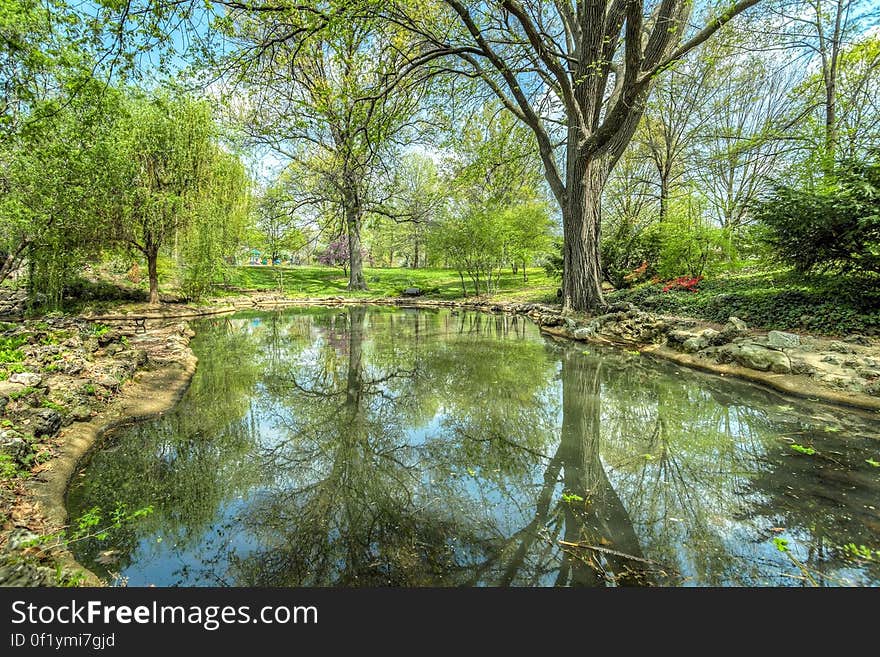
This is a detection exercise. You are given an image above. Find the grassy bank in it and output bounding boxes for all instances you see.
[223,265,558,303]
[608,268,880,336]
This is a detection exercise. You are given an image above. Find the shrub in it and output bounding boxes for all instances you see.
[752,155,880,275]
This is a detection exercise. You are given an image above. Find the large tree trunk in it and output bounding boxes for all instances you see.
[0,244,27,286]
[147,247,160,305]
[344,194,367,291]
[824,67,837,163]
[412,234,419,269]
[562,156,608,312]
[659,170,669,223]
[822,0,845,163]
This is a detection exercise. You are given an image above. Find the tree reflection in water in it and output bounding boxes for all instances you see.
[68,308,880,586]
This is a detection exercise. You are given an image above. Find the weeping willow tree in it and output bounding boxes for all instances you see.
[178,147,252,300]
[109,93,227,305]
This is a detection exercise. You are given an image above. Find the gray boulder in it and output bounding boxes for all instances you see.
[719,317,749,342]
[69,406,92,422]
[700,328,724,347]
[790,359,815,376]
[682,337,706,354]
[0,429,29,462]
[830,341,856,354]
[8,372,42,387]
[733,342,791,374]
[92,373,120,389]
[666,330,694,347]
[678,328,721,353]
[767,331,800,349]
[61,358,86,376]
[29,408,62,438]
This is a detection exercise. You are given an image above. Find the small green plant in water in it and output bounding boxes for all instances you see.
[25,504,155,549]
[771,537,818,586]
[840,543,877,562]
[790,444,817,456]
[561,492,585,504]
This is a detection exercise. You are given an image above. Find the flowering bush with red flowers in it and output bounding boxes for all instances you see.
[662,275,703,293]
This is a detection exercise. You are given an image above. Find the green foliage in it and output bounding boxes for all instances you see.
[0,335,27,363]
[610,267,880,334]
[1,78,121,307]
[25,504,156,550]
[502,201,554,278]
[753,155,880,275]
[427,105,554,295]
[0,454,21,479]
[429,208,506,295]
[636,194,735,280]
[542,239,564,280]
[8,386,37,400]
[839,543,878,562]
[179,149,251,300]
[790,443,817,456]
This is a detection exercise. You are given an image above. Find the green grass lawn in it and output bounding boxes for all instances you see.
[224,265,558,303]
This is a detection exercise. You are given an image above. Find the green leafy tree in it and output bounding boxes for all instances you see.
[179,148,252,300]
[502,201,553,282]
[753,154,880,275]
[108,93,218,304]
[383,0,759,310]
[0,80,120,306]
[218,7,428,290]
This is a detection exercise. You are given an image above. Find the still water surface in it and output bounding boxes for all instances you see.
[68,307,880,586]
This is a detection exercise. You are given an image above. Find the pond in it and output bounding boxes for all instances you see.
[67,307,880,586]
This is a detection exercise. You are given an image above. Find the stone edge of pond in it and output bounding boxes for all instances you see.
[539,326,880,415]
[26,350,198,586]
